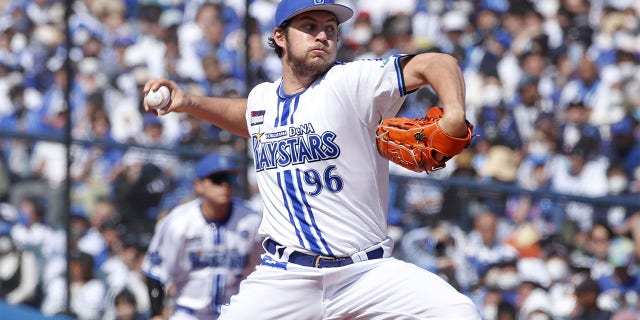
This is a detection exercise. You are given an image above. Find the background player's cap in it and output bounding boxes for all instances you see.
[196,154,238,179]
[275,0,354,27]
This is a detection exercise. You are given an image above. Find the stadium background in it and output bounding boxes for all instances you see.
[0,0,639,319]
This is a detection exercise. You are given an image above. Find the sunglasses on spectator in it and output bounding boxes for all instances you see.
[206,172,236,185]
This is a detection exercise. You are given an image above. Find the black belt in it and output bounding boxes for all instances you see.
[264,238,384,268]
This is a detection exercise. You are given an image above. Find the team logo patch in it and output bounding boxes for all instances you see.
[148,251,163,265]
[261,255,287,270]
[251,110,265,126]
[314,0,325,4]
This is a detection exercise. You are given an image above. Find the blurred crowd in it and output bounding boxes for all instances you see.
[0,0,639,319]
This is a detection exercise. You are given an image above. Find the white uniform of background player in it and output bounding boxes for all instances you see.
[143,0,481,318]
[141,154,262,320]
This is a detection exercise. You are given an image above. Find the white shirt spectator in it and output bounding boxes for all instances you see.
[30,141,67,187]
[101,255,150,320]
[124,37,166,80]
[70,278,106,320]
[11,221,54,251]
[550,155,609,231]
[40,257,67,316]
[78,227,107,258]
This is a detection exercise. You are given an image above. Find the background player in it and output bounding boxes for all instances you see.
[143,0,481,318]
[141,153,262,320]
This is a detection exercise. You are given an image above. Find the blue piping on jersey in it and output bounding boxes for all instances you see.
[288,97,299,124]
[212,273,224,311]
[210,227,224,312]
[277,171,305,246]
[274,102,281,127]
[294,169,333,256]
[275,83,305,127]
[213,226,223,309]
[393,54,420,97]
[278,170,331,254]
[282,170,323,253]
[280,97,292,126]
[214,226,223,244]
[393,54,407,96]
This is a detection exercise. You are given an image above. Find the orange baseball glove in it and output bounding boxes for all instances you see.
[376,107,474,172]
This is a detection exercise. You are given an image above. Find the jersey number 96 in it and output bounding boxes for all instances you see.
[303,165,344,196]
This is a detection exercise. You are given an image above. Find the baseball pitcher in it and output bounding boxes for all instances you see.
[143,0,480,319]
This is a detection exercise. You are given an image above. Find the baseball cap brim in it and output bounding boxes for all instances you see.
[196,154,238,179]
[275,3,353,27]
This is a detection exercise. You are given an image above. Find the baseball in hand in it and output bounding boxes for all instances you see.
[145,86,171,109]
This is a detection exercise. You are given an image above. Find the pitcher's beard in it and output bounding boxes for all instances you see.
[290,57,332,79]
[286,45,333,80]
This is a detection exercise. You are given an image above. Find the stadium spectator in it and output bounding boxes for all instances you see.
[177,2,239,81]
[474,78,522,149]
[511,73,553,142]
[120,114,180,175]
[10,196,54,251]
[603,115,640,178]
[514,115,564,232]
[39,253,67,316]
[112,288,147,320]
[597,236,640,312]
[19,108,68,226]
[559,55,604,111]
[436,150,480,231]
[583,223,615,281]
[0,84,40,182]
[544,242,578,318]
[558,99,601,155]
[478,145,520,214]
[506,223,543,260]
[570,275,613,320]
[69,250,106,320]
[605,162,636,230]
[125,3,166,80]
[550,136,609,233]
[437,10,470,63]
[70,107,123,215]
[401,221,476,292]
[464,211,518,280]
[101,230,150,320]
[475,259,520,317]
[77,198,120,268]
[515,257,553,320]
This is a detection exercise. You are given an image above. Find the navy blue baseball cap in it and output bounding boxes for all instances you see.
[275,0,354,27]
[196,154,238,179]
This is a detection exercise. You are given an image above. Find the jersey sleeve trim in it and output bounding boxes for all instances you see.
[393,54,417,97]
[142,270,165,285]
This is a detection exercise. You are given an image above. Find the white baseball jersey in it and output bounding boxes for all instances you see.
[141,198,261,318]
[247,55,407,256]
